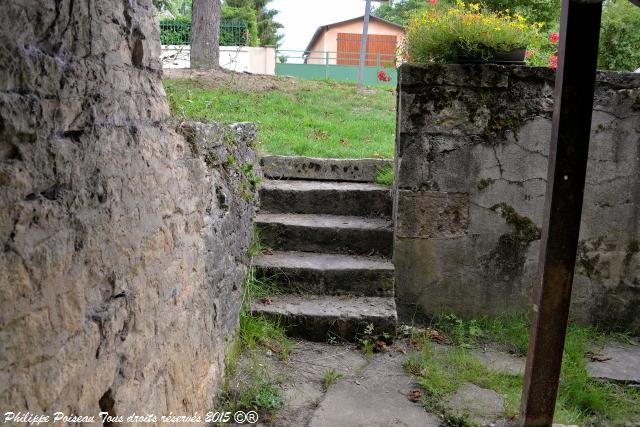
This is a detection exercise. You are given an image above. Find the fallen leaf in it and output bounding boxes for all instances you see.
[407,389,422,402]
[260,298,272,305]
[268,345,279,354]
[586,351,612,362]
[375,340,387,352]
[340,138,349,146]
[262,247,274,255]
[428,329,446,344]
[396,348,407,354]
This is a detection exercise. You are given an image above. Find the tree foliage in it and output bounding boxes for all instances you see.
[373,0,435,26]
[374,0,560,29]
[224,0,283,46]
[481,0,560,28]
[599,0,640,71]
[153,0,191,17]
[221,5,260,47]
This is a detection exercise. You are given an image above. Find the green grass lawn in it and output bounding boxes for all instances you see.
[164,73,396,159]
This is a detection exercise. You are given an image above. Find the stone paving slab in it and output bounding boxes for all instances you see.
[447,383,506,426]
[587,343,640,383]
[309,347,439,427]
[473,349,525,376]
[230,340,438,426]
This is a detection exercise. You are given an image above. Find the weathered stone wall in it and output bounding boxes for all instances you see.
[0,0,258,420]
[395,64,640,333]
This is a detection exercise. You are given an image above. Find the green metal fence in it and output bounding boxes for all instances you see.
[275,50,398,87]
[159,20,249,46]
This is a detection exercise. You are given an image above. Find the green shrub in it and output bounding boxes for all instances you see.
[159,13,258,47]
[405,1,542,64]
[599,0,640,71]
[160,16,191,45]
[221,6,259,47]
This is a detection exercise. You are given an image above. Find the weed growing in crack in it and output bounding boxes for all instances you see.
[322,368,344,391]
[215,237,290,422]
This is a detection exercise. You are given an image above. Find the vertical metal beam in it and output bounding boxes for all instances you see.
[520,1,603,425]
[357,0,372,87]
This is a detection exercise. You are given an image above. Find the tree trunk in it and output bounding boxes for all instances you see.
[191,0,220,70]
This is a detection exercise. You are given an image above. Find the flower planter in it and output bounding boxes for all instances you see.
[453,47,527,65]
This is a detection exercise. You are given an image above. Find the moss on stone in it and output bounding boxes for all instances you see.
[490,203,541,243]
[576,238,605,279]
[477,178,495,190]
[223,127,238,147]
[632,96,640,112]
[483,112,525,140]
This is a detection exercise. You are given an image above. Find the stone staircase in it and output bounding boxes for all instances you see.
[250,155,397,342]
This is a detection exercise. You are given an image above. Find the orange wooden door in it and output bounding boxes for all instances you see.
[337,33,397,66]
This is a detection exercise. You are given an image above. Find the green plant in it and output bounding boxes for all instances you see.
[326,333,340,345]
[221,5,260,47]
[405,1,542,64]
[219,353,285,417]
[375,165,394,187]
[322,368,344,391]
[357,323,379,359]
[599,0,640,71]
[481,0,560,28]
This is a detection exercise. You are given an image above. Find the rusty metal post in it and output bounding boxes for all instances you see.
[520,0,603,425]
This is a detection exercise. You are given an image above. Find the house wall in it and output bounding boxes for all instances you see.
[307,20,404,65]
[394,63,640,333]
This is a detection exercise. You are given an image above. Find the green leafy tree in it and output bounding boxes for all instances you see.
[221,5,260,47]
[481,0,561,28]
[373,0,439,26]
[599,0,640,71]
[224,0,283,46]
[375,0,560,29]
[153,0,192,16]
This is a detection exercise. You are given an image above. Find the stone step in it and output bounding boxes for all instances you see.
[255,213,393,257]
[260,155,393,183]
[251,294,397,342]
[259,180,392,218]
[254,251,394,297]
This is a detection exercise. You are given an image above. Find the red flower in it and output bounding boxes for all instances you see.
[525,49,532,59]
[549,54,558,70]
[429,0,438,5]
[549,32,560,44]
[377,70,392,82]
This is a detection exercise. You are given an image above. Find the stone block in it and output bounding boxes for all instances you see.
[395,190,469,239]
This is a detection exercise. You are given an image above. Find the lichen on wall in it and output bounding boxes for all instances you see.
[394,63,640,333]
[0,0,257,419]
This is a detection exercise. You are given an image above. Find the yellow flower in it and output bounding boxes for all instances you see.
[470,3,480,11]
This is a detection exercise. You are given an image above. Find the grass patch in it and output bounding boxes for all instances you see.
[322,368,344,391]
[375,164,394,187]
[404,314,640,425]
[164,77,396,159]
[217,230,290,421]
